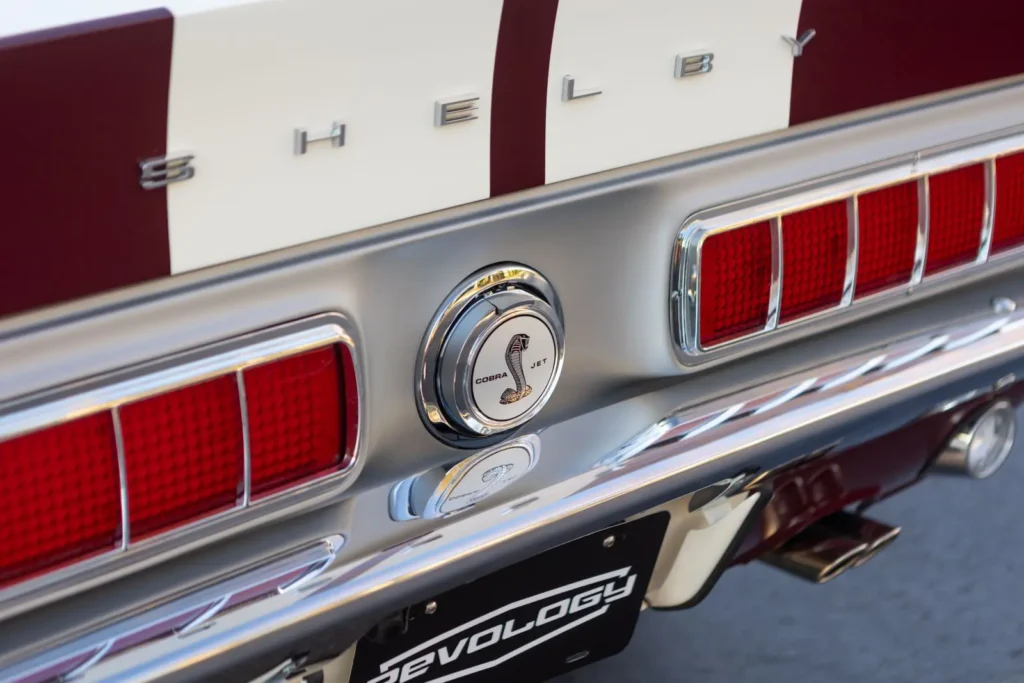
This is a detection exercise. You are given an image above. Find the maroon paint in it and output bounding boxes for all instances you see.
[0,11,173,320]
[790,0,1024,126]
[489,0,559,197]
[733,383,1024,564]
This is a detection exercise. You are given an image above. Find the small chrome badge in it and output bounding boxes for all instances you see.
[782,29,816,57]
[499,334,533,405]
[435,95,480,126]
[675,52,714,78]
[139,154,195,190]
[561,75,602,101]
[293,121,346,155]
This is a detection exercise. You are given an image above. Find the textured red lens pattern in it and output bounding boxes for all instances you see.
[0,413,120,586]
[855,182,918,298]
[780,201,848,322]
[246,346,344,499]
[926,164,984,274]
[698,222,772,347]
[121,376,243,539]
[994,152,1024,253]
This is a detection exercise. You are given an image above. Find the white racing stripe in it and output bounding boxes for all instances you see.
[165,0,503,273]
[545,0,803,183]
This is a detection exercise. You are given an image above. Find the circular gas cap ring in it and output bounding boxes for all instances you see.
[417,264,565,446]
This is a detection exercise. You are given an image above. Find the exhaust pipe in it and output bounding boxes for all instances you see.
[818,510,900,565]
[762,511,900,583]
[933,399,1016,479]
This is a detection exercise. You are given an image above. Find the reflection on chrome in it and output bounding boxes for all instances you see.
[602,311,1020,470]
[4,307,1024,682]
[6,537,343,683]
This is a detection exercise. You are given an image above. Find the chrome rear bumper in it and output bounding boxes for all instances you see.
[5,305,1024,682]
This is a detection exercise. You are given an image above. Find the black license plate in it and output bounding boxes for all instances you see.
[350,512,668,683]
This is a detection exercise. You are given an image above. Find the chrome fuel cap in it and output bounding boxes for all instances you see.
[417,265,565,445]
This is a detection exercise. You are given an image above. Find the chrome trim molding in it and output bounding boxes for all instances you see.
[4,537,344,683]
[912,177,929,287]
[0,314,363,621]
[766,217,783,332]
[112,407,130,550]
[672,128,1024,364]
[237,369,253,509]
[8,305,1024,682]
[979,158,996,263]
[841,196,858,307]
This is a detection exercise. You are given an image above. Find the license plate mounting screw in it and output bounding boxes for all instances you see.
[424,601,438,615]
[602,535,615,548]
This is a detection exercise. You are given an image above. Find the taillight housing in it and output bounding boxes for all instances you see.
[0,318,359,589]
[677,138,1019,357]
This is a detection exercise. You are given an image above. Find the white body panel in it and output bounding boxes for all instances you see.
[166,0,502,273]
[545,0,802,183]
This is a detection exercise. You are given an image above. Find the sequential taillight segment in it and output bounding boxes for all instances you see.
[0,340,357,588]
[855,181,919,297]
[994,151,1024,252]
[698,221,772,347]
[780,201,848,323]
[694,155,1017,349]
[925,164,985,274]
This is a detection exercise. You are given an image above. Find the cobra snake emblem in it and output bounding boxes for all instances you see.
[499,333,533,405]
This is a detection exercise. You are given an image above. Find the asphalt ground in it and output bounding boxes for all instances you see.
[555,422,1024,683]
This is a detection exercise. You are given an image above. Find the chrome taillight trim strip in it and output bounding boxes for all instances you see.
[766,218,783,332]
[112,407,130,550]
[979,158,997,264]
[0,314,363,619]
[237,369,253,508]
[912,177,929,286]
[672,128,1024,364]
[841,196,858,307]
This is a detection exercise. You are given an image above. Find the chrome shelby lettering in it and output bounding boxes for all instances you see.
[365,567,637,683]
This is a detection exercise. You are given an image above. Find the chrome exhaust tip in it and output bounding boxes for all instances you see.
[761,523,870,584]
[761,512,900,583]
[933,399,1017,479]
[817,511,901,567]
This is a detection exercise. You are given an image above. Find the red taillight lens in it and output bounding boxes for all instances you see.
[855,182,918,298]
[0,330,356,590]
[780,201,848,323]
[994,152,1024,253]
[698,222,772,347]
[245,346,345,499]
[0,413,120,586]
[926,164,985,274]
[121,376,244,540]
